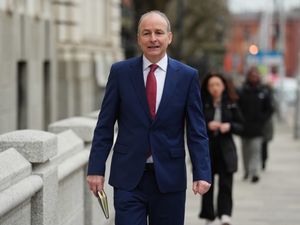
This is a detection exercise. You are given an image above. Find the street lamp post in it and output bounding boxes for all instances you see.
[294,52,300,139]
[273,0,286,121]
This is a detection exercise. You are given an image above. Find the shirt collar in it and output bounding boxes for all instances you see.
[143,54,168,72]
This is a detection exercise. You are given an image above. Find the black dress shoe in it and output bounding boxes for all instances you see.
[251,175,260,183]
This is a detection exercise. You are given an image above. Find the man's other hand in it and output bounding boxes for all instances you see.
[192,180,211,195]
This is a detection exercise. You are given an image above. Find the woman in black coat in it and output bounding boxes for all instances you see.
[199,73,243,225]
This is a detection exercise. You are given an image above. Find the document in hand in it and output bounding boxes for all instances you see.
[97,190,109,219]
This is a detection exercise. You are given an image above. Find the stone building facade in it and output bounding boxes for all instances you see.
[0,0,123,134]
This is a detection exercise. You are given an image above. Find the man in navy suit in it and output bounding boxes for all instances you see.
[87,10,211,225]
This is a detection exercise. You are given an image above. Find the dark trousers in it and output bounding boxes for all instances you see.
[199,171,233,220]
[262,140,268,169]
[114,166,186,225]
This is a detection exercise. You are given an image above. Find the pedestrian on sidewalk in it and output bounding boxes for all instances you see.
[261,84,275,170]
[237,66,274,183]
[261,115,274,170]
[199,73,244,225]
[86,10,211,225]
[261,68,277,170]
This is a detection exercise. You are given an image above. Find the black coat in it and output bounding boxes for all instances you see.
[237,83,274,138]
[203,99,244,173]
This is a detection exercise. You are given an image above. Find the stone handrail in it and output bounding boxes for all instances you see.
[0,113,114,225]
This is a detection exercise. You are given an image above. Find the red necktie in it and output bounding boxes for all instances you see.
[146,64,158,119]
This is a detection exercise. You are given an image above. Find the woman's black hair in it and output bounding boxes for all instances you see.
[201,72,239,104]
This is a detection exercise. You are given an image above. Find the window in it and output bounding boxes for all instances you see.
[17,61,27,129]
[43,61,51,129]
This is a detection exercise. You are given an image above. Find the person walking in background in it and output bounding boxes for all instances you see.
[261,80,275,171]
[237,66,274,183]
[199,73,244,225]
[86,10,211,225]
[261,112,274,170]
[261,67,278,170]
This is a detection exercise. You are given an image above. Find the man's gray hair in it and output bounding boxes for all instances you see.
[137,10,172,34]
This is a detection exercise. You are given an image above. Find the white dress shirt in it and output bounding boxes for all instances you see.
[143,54,168,113]
[143,54,168,163]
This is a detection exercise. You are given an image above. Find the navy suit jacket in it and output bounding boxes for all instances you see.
[87,56,211,193]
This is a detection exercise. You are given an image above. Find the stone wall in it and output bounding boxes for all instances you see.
[54,0,124,119]
[0,113,114,225]
[0,0,124,134]
[0,0,56,133]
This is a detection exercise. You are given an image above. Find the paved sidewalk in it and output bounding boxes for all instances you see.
[185,122,300,225]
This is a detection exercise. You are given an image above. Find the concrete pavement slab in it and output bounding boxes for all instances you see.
[185,122,300,225]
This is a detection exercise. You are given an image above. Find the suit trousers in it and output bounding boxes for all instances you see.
[114,166,186,225]
[199,171,233,220]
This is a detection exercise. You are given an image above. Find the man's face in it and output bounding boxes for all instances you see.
[137,13,172,63]
[248,71,260,84]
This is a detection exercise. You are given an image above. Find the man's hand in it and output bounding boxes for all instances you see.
[87,175,105,197]
[192,180,211,195]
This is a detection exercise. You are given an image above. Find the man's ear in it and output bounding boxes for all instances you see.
[168,32,173,44]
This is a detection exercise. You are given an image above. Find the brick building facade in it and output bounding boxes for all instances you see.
[224,8,300,77]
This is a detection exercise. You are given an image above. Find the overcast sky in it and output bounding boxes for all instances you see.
[229,0,300,12]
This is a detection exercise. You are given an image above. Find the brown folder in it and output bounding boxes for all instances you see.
[97,190,109,219]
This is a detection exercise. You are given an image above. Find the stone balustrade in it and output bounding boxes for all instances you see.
[0,114,114,225]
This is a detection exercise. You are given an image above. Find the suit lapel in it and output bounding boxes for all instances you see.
[129,57,152,119]
[129,57,181,122]
[155,58,180,121]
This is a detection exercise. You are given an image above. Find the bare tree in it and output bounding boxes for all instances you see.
[167,0,230,73]
[121,0,230,73]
